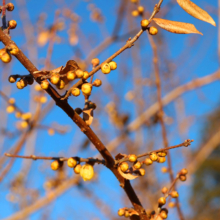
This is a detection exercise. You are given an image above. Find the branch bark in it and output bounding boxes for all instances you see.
[0,27,148,220]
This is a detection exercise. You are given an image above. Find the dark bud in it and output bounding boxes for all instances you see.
[75,108,82,115]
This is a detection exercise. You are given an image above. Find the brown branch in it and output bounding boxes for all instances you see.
[35,124,68,134]
[0,101,48,181]
[5,153,106,165]
[61,0,164,100]
[127,70,220,132]
[0,1,166,218]
[2,0,7,29]
[115,139,193,164]
[0,131,30,182]
[155,174,179,219]
[187,128,220,174]
[61,29,144,100]
[85,28,138,65]
[148,33,184,220]
[44,12,59,69]
[0,90,23,113]
[0,15,148,220]
[3,176,80,220]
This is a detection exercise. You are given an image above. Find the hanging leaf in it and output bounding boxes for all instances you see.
[117,167,139,180]
[153,18,202,35]
[83,109,94,126]
[33,60,79,78]
[177,0,216,26]
[128,209,139,216]
[115,153,127,160]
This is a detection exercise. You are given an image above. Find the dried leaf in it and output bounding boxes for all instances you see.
[153,18,202,35]
[129,210,139,216]
[33,60,79,78]
[117,167,139,180]
[51,66,63,73]
[115,153,127,160]
[177,0,216,26]
[83,109,94,126]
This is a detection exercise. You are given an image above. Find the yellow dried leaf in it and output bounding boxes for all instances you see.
[177,0,216,26]
[153,18,202,35]
[83,109,94,126]
[129,210,139,216]
[117,167,139,180]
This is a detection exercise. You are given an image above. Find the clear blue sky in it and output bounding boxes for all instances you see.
[0,0,219,219]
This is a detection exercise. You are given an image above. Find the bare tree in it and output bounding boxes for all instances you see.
[0,0,218,220]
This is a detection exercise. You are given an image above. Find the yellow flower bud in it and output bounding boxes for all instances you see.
[157,151,167,157]
[50,74,60,85]
[35,84,42,91]
[92,79,102,87]
[150,153,158,161]
[75,69,84,78]
[7,3,14,11]
[80,164,94,181]
[128,154,137,162]
[21,121,28,129]
[48,128,55,136]
[8,20,17,29]
[91,58,100,67]
[74,164,82,174]
[157,156,166,163]
[1,51,12,63]
[6,105,15,113]
[170,191,179,198]
[138,6,144,13]
[109,61,117,70]
[144,158,153,165]
[131,10,139,17]
[120,162,129,172]
[8,98,15,104]
[101,63,111,74]
[8,44,19,55]
[158,197,166,207]
[82,71,90,80]
[40,96,47,103]
[71,88,80,96]
[67,157,77,168]
[139,168,145,176]
[180,168,188,175]
[8,75,17,83]
[134,161,142,169]
[67,71,76,81]
[141,19,149,29]
[15,111,22,118]
[51,160,60,170]
[57,80,65,90]
[41,81,49,90]
[118,208,125,216]
[81,83,92,95]
[21,112,32,120]
[149,26,158,35]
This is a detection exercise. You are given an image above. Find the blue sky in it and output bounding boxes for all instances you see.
[0,0,219,219]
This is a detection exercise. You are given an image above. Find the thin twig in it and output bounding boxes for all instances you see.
[61,0,164,100]
[148,33,185,220]
[115,139,193,164]
[0,90,23,113]
[155,174,179,219]
[5,153,106,165]
[0,1,165,218]
[2,0,7,29]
